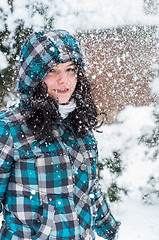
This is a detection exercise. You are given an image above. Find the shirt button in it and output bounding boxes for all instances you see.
[68,135,74,141]
[81,193,88,202]
[86,228,90,235]
[80,163,87,171]
[67,185,73,191]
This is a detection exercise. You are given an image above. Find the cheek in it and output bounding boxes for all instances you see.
[43,77,49,86]
[71,77,77,88]
[43,77,53,88]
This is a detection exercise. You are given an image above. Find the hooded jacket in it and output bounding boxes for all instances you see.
[0,30,120,239]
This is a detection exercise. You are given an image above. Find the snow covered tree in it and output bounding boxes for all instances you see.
[139,64,159,204]
[0,0,54,107]
[99,151,128,202]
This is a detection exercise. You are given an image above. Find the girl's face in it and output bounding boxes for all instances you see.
[43,61,77,104]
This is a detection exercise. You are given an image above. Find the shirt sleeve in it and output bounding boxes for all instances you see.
[0,119,14,213]
[93,178,120,239]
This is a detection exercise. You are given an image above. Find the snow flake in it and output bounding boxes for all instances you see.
[31,189,36,195]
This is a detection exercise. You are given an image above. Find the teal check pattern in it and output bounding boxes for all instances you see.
[0,108,120,239]
[17,30,84,105]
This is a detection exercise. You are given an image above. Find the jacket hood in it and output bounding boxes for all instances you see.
[17,29,84,106]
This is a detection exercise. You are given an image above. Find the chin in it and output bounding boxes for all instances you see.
[58,98,70,104]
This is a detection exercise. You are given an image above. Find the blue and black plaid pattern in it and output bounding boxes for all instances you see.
[17,30,84,104]
[0,108,119,239]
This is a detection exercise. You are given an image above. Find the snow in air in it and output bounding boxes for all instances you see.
[0,0,159,239]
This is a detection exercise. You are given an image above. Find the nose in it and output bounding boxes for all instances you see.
[57,71,68,85]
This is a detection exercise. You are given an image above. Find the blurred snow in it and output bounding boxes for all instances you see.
[95,103,158,195]
[0,51,8,70]
[1,0,159,34]
[1,1,159,239]
[95,78,159,239]
[53,0,159,33]
[150,77,159,96]
[95,197,159,240]
[94,102,159,240]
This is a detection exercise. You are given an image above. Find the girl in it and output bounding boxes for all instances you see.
[0,29,120,239]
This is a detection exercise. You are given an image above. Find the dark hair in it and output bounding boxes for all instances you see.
[22,66,98,142]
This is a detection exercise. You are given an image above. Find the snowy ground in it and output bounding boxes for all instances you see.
[96,195,159,240]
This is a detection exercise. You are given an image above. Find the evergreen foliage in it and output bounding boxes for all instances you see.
[99,151,128,202]
[0,0,54,107]
[138,64,159,205]
[140,108,159,204]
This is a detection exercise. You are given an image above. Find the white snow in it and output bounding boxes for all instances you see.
[1,0,159,34]
[53,0,159,33]
[0,52,8,70]
[31,189,36,195]
[94,102,159,240]
[1,1,159,239]
[94,77,159,240]
[150,77,159,96]
[95,196,159,240]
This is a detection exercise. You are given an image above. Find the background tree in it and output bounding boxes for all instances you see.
[0,0,54,107]
[139,64,159,204]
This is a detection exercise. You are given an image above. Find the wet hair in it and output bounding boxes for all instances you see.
[23,66,98,142]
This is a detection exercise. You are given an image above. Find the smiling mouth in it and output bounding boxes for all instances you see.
[55,89,69,94]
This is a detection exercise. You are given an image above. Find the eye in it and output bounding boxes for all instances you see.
[47,68,56,76]
[66,67,76,73]
[49,68,55,73]
[66,66,76,74]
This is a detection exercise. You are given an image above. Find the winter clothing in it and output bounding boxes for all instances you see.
[0,108,119,239]
[58,99,76,119]
[0,29,120,239]
[17,29,84,107]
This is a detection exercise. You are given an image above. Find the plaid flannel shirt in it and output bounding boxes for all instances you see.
[0,107,119,240]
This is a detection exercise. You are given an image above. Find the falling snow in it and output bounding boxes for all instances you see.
[0,0,159,239]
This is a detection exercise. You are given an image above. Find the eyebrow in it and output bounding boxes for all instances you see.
[67,63,75,67]
[52,63,75,70]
